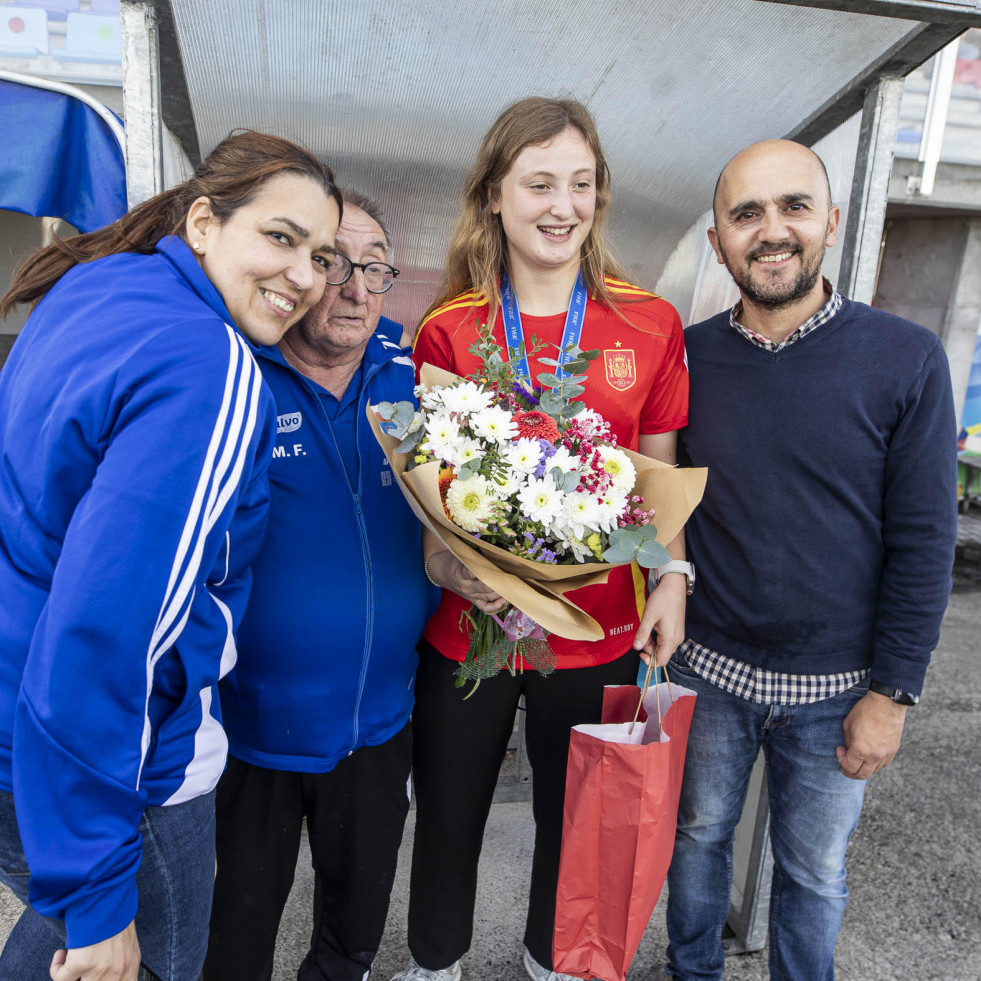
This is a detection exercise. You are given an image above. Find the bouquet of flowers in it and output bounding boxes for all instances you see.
[370,324,706,691]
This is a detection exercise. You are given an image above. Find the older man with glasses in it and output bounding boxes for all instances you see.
[204,191,436,981]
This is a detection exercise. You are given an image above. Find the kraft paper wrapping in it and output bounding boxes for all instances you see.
[367,364,707,641]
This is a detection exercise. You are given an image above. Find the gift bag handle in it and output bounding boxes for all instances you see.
[630,659,676,735]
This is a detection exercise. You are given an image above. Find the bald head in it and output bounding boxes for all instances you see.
[712,140,832,227]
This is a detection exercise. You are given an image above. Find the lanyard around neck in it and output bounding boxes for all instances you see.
[499,269,588,389]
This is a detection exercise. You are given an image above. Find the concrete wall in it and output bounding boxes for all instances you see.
[874,215,981,424]
[874,217,969,336]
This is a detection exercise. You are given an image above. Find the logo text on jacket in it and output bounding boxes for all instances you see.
[277,412,302,434]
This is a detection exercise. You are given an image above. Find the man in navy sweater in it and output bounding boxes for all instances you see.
[204,192,436,981]
[664,140,958,980]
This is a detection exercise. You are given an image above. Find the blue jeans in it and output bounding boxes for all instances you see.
[665,655,868,981]
[0,789,216,981]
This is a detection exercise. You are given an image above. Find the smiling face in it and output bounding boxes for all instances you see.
[709,140,839,311]
[284,204,390,364]
[490,125,597,280]
[187,172,340,346]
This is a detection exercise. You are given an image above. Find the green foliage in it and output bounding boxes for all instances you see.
[602,525,669,567]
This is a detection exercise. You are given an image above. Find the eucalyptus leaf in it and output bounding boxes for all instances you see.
[561,471,579,492]
[539,389,564,408]
[396,430,424,453]
[564,384,586,399]
[602,541,636,564]
[609,527,643,548]
[561,401,586,418]
[375,401,396,419]
[394,401,416,428]
[638,541,672,568]
[456,467,475,481]
[564,360,589,375]
[538,357,560,367]
[581,349,601,361]
[537,373,562,388]
[633,524,660,541]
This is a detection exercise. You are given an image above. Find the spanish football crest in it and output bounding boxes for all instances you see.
[604,349,636,391]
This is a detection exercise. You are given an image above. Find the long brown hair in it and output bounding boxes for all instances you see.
[422,97,631,324]
[0,130,342,318]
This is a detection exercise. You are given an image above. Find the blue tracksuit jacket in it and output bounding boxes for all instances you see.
[0,236,276,947]
[219,329,437,772]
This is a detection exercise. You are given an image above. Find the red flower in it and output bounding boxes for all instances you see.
[512,410,560,442]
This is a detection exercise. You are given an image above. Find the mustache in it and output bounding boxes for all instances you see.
[748,242,801,260]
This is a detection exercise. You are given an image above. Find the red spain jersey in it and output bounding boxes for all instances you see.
[412,277,689,669]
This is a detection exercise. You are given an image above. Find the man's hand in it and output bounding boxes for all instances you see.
[836,690,909,781]
[426,549,506,614]
[50,921,140,981]
[632,573,686,668]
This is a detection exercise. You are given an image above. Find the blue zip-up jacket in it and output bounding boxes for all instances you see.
[219,329,437,772]
[0,236,276,948]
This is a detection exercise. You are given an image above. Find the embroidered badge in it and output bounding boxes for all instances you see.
[604,349,636,391]
[277,411,302,434]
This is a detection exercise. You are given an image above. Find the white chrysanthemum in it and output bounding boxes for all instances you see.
[555,491,602,540]
[440,381,494,415]
[494,468,529,498]
[470,406,519,444]
[502,437,542,475]
[444,437,485,469]
[548,446,581,475]
[516,474,564,526]
[594,491,629,533]
[556,533,594,562]
[407,410,425,434]
[596,446,636,493]
[420,386,446,411]
[424,411,460,461]
[445,475,499,533]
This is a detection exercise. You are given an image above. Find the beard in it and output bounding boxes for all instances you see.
[720,240,825,310]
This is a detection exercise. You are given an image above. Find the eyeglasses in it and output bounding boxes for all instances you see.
[322,254,400,294]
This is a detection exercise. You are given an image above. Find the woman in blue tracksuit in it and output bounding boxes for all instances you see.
[0,131,344,981]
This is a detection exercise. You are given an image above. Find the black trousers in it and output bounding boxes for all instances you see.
[203,724,411,981]
[407,641,639,971]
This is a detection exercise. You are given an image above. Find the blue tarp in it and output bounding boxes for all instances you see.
[0,78,125,234]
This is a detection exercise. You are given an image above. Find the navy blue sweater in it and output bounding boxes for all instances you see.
[679,298,957,694]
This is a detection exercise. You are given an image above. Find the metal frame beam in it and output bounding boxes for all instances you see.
[762,0,981,26]
[155,0,201,170]
[120,0,164,207]
[839,76,905,303]
[784,20,965,146]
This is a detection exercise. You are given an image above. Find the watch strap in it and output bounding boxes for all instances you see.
[868,679,919,706]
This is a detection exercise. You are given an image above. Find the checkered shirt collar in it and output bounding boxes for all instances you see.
[729,278,842,352]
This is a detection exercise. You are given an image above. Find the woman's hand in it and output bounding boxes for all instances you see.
[50,921,140,981]
[426,549,507,614]
[633,573,686,668]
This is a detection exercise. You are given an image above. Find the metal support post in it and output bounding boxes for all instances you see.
[120,0,164,208]
[838,75,904,305]
[725,754,773,953]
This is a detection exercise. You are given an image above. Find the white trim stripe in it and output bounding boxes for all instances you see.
[137,326,260,786]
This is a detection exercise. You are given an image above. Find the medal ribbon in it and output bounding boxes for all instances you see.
[500,269,588,391]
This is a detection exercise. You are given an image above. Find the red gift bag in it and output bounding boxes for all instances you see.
[553,668,696,981]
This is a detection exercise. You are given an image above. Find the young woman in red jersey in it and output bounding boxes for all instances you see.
[390,97,691,981]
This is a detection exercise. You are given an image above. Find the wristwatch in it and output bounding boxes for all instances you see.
[868,679,919,706]
[652,560,696,595]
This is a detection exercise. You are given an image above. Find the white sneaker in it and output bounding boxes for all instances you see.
[522,946,582,981]
[388,956,462,981]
